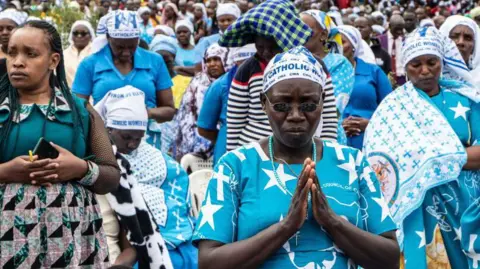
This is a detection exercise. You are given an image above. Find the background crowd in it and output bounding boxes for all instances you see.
[1,0,480,268]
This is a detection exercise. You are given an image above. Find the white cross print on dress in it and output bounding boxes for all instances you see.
[169,179,182,194]
[172,209,184,230]
[215,165,230,201]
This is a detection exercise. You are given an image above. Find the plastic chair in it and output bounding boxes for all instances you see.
[189,169,214,218]
[180,154,213,174]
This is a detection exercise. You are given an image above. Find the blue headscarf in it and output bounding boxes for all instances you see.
[149,35,177,55]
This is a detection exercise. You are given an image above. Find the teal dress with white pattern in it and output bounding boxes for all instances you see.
[401,88,480,269]
[193,140,396,268]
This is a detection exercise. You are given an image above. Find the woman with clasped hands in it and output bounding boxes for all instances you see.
[192,47,400,269]
[0,20,119,268]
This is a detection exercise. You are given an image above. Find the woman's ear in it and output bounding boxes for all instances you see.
[260,93,267,112]
[49,52,61,71]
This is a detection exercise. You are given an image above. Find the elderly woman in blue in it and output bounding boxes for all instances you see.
[72,10,175,150]
[300,10,354,145]
[337,25,393,150]
[94,86,197,269]
[193,47,400,269]
[364,27,480,269]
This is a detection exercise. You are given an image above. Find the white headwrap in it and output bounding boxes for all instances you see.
[216,3,241,19]
[337,25,376,64]
[371,11,386,27]
[149,25,175,37]
[263,46,327,93]
[439,15,480,71]
[175,19,195,45]
[371,24,385,35]
[402,26,473,84]
[92,10,141,53]
[327,11,343,26]
[68,20,96,45]
[232,43,256,62]
[419,18,435,28]
[193,3,208,22]
[137,6,151,16]
[94,86,149,131]
[0,8,27,26]
[175,19,194,34]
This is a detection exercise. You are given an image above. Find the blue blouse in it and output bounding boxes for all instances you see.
[175,46,200,67]
[197,66,237,165]
[193,141,396,268]
[344,58,392,150]
[72,45,172,109]
[195,34,220,58]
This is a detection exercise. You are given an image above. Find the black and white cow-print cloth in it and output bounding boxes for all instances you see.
[106,145,173,269]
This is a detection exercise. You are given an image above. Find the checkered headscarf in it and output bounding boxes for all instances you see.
[218,0,312,52]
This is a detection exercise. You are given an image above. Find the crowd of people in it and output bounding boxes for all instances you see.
[0,0,480,268]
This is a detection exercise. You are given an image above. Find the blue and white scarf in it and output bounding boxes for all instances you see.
[363,27,480,246]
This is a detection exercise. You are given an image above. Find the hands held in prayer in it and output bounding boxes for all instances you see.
[342,116,369,137]
[310,160,339,231]
[28,143,88,186]
[284,158,314,232]
[283,158,339,233]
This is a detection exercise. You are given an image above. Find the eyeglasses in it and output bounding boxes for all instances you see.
[73,31,90,37]
[265,95,321,113]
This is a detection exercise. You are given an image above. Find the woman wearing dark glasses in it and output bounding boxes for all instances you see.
[64,20,95,87]
[193,47,400,269]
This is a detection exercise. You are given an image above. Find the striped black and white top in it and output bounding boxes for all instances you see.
[226,56,338,151]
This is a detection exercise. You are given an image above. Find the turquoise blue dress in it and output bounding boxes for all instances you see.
[193,140,396,268]
[401,88,480,268]
[323,53,354,145]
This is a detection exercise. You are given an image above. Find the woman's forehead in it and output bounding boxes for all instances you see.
[73,24,89,31]
[410,54,440,61]
[269,79,322,96]
[10,27,48,47]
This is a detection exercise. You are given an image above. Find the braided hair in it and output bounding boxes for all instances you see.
[0,20,84,157]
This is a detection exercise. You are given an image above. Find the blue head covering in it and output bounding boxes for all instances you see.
[149,35,177,55]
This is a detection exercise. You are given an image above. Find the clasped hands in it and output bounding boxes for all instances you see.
[283,158,339,234]
[4,142,88,186]
[342,116,369,137]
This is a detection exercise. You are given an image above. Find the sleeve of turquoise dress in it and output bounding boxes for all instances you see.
[192,154,240,245]
[459,100,480,269]
[470,100,480,146]
[356,150,397,235]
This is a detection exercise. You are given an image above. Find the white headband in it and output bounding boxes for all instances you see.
[94,86,148,131]
[232,43,256,62]
[216,3,241,19]
[263,46,327,93]
[0,8,27,26]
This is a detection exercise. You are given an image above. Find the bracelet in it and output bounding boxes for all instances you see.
[78,161,99,186]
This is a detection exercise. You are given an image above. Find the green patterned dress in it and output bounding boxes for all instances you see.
[0,91,109,268]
